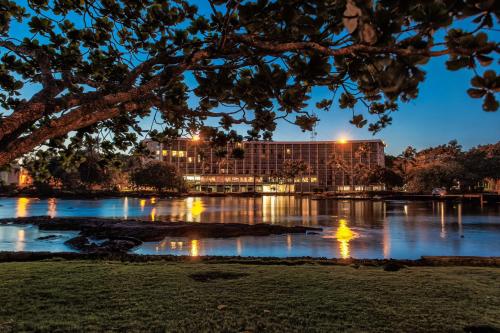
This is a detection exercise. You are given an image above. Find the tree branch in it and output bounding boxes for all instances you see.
[0,101,152,166]
[232,35,451,57]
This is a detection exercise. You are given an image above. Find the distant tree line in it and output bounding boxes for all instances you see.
[19,135,187,193]
[7,139,500,194]
[388,140,500,192]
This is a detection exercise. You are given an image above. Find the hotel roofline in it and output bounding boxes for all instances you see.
[144,138,385,144]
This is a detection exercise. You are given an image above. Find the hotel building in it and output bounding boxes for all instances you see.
[144,138,386,193]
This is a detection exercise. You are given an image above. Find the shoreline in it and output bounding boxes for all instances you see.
[0,251,499,266]
[1,190,499,204]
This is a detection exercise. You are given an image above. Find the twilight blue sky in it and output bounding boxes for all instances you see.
[187,1,500,155]
[178,55,500,155]
[273,56,500,155]
[7,0,500,156]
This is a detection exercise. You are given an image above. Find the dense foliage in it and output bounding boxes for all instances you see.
[0,0,498,166]
[277,159,310,189]
[131,161,186,192]
[390,141,500,192]
[22,138,128,191]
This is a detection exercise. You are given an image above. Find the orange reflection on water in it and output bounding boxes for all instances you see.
[16,197,30,217]
[190,239,199,257]
[186,197,204,222]
[191,199,204,217]
[16,229,25,251]
[335,219,357,259]
[150,208,157,221]
[287,234,292,251]
[140,199,146,211]
[383,204,391,259]
[47,198,57,218]
[236,238,242,255]
[440,202,446,239]
[123,197,129,219]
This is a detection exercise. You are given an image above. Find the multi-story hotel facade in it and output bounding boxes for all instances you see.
[144,138,386,193]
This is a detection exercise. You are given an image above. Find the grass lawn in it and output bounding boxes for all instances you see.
[0,260,499,332]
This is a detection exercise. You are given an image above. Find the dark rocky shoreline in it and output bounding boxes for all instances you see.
[0,251,498,267]
[0,216,322,253]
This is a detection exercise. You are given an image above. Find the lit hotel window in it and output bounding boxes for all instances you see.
[156,150,160,155]
[188,157,193,163]
[162,150,168,156]
[178,151,185,157]
[172,150,178,157]
[286,148,291,155]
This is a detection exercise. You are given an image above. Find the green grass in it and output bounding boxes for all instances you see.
[0,261,499,332]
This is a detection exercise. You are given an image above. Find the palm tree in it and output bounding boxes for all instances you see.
[399,146,417,186]
[230,147,245,191]
[214,148,228,192]
[328,153,349,190]
[354,143,370,166]
[353,143,370,189]
[279,160,309,194]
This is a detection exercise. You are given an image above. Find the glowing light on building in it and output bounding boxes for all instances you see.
[337,133,349,144]
[16,197,29,218]
[335,219,357,259]
[140,199,146,211]
[150,197,156,204]
[191,134,200,142]
[18,173,28,186]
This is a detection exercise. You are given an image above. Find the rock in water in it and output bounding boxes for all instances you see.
[36,235,59,241]
[64,236,91,251]
[99,239,139,252]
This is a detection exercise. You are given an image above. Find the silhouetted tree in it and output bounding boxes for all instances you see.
[131,162,184,192]
[0,1,497,166]
[278,160,309,193]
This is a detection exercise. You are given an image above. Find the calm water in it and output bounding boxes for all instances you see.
[0,196,499,259]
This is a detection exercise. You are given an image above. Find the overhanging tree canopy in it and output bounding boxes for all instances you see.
[0,0,498,166]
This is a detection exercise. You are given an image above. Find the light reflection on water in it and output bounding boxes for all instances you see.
[0,196,499,258]
[0,224,78,253]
